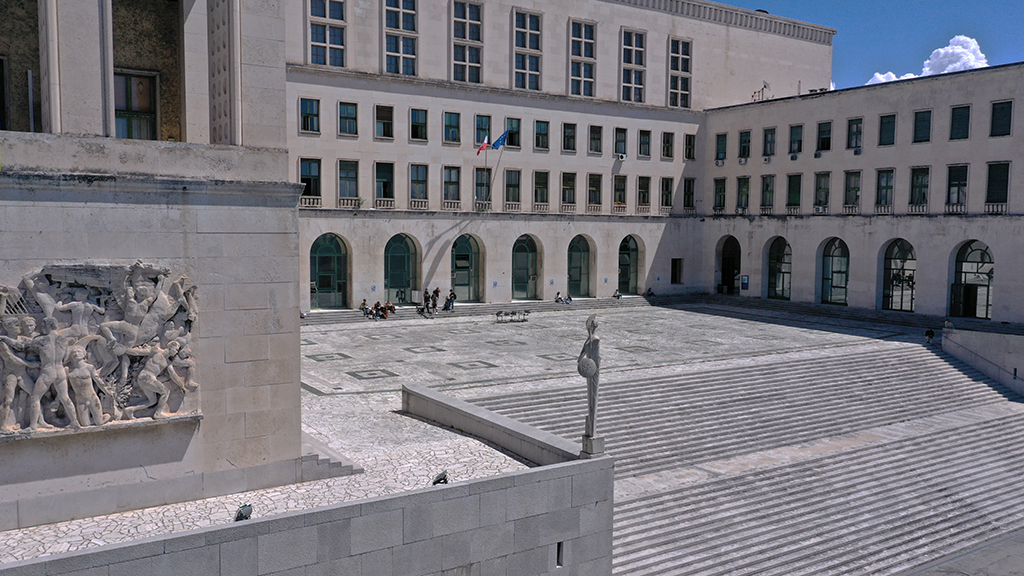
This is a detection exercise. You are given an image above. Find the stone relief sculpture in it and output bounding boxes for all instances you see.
[577,313,604,456]
[0,261,198,435]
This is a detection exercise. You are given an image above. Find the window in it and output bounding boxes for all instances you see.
[847,118,862,149]
[816,122,831,151]
[788,125,803,154]
[588,174,602,205]
[410,164,428,199]
[668,38,691,108]
[991,101,1012,137]
[683,178,695,208]
[615,128,627,155]
[761,175,775,208]
[821,238,849,306]
[786,174,801,207]
[534,171,549,203]
[114,73,156,140]
[660,177,673,208]
[637,176,651,206]
[588,125,602,154]
[763,128,776,156]
[452,1,482,83]
[444,112,460,143]
[876,169,894,206]
[878,114,896,146]
[986,163,1010,204]
[662,132,674,159]
[613,175,627,204]
[814,172,830,206]
[736,177,749,209]
[713,179,726,209]
[844,171,860,206]
[950,106,970,140]
[474,115,491,144]
[534,120,549,149]
[671,258,683,284]
[505,169,521,202]
[638,130,651,157]
[339,160,358,197]
[309,1,345,67]
[444,166,461,200]
[506,118,521,147]
[947,165,968,205]
[514,11,541,90]
[375,105,394,138]
[563,123,576,151]
[715,134,727,160]
[300,98,320,132]
[410,108,427,140]
[375,162,394,198]
[474,167,491,201]
[913,111,931,143]
[562,173,576,204]
[738,131,751,158]
[339,102,357,135]
[909,167,929,206]
[621,30,645,102]
[300,159,321,196]
[570,21,596,97]
[384,0,417,75]
[685,134,696,160]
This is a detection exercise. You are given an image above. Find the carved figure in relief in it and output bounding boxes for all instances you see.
[66,345,116,426]
[0,316,40,432]
[122,340,186,420]
[55,288,106,338]
[0,316,81,430]
[22,273,61,318]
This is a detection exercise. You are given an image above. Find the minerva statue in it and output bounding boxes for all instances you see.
[577,314,603,454]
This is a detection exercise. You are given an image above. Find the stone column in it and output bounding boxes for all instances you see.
[180,0,211,143]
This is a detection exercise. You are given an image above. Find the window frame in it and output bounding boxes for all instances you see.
[562,123,577,152]
[788,125,803,155]
[638,130,651,158]
[910,166,929,206]
[569,20,597,97]
[452,1,483,84]
[506,117,522,148]
[534,120,549,150]
[409,108,428,141]
[763,128,776,157]
[375,105,394,139]
[309,0,346,67]
[878,114,896,146]
[662,132,675,159]
[443,111,461,143]
[338,102,357,136]
[950,105,971,140]
[300,98,320,133]
[513,10,542,91]
[338,159,358,198]
[300,158,322,197]
[846,118,863,149]
[985,162,1010,204]
[875,169,894,206]
[410,163,429,200]
[443,166,461,201]
[588,125,602,154]
[912,110,931,143]
[738,130,751,159]
[621,28,646,103]
[946,165,968,206]
[990,101,1013,137]
[816,121,831,152]
[667,36,691,109]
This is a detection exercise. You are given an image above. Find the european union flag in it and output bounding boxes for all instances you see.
[491,130,509,150]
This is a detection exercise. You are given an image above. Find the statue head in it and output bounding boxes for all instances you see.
[166,340,182,356]
[41,316,58,333]
[585,314,598,335]
[68,345,87,362]
[135,285,153,300]
[21,316,37,334]
[2,316,21,336]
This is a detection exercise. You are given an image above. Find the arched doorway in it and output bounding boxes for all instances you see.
[384,234,417,304]
[767,237,791,300]
[720,236,741,295]
[451,234,482,302]
[821,238,849,305]
[951,240,993,319]
[567,235,591,298]
[512,235,539,299]
[883,239,916,312]
[618,235,639,294]
[310,234,348,309]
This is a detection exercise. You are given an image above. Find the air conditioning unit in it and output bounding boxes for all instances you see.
[762,156,772,164]
[814,151,822,158]
[790,154,799,161]
[617,153,627,161]
[715,159,725,167]
[814,205,827,214]
[738,157,748,165]
[854,147,862,156]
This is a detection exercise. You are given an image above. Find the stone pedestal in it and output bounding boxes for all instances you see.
[580,435,605,458]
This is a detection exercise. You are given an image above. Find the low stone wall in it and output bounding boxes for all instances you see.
[942,329,1024,397]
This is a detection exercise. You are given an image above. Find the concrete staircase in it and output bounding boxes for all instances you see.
[469,342,1024,575]
[299,431,363,481]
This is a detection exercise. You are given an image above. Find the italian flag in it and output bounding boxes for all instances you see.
[476,135,489,155]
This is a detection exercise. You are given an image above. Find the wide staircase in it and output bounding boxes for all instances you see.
[470,342,1024,575]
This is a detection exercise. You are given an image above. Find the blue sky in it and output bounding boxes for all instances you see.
[722,0,1024,88]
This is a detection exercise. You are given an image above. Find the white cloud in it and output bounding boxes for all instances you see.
[865,35,988,85]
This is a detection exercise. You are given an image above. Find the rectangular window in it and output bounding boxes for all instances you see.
[300,98,320,132]
[613,175,627,204]
[562,172,576,204]
[910,167,928,205]
[588,174,602,205]
[534,120,549,149]
[375,162,394,198]
[410,164,428,199]
[738,131,751,158]
[662,132,675,159]
[847,118,863,149]
[637,176,651,206]
[786,174,801,207]
[310,1,345,67]
[113,73,157,140]
[991,101,1012,137]
[443,112,460,143]
[621,30,645,102]
[876,169,894,206]
[844,171,860,206]
[715,133,727,160]
[638,130,651,157]
[514,11,542,90]
[713,178,726,209]
[506,117,521,147]
[534,171,549,203]
[789,125,803,154]
[816,122,831,151]
[671,258,683,284]
[588,125,602,154]
[736,176,749,209]
[685,134,696,160]
[338,160,358,197]
[763,128,776,156]
[444,166,460,201]
[913,110,931,143]
[814,172,830,206]
[878,114,896,146]
[410,108,427,140]
[452,1,482,83]
[986,162,1010,203]
[660,177,673,208]
[505,169,521,202]
[683,178,695,208]
[338,102,357,135]
[761,175,775,207]
[384,0,417,75]
[375,105,393,138]
[300,158,321,196]
[563,123,577,151]
[570,21,596,97]
[950,106,971,140]
[475,167,491,201]
[615,128,627,155]
[475,114,490,144]
[668,38,691,108]
[947,165,968,205]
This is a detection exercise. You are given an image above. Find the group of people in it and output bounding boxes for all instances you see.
[554,292,573,304]
[360,299,396,320]
[422,287,457,314]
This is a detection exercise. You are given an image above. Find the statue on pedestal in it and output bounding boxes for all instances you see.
[577,314,603,456]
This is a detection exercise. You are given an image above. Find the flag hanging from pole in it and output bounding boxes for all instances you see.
[476,135,489,155]
[491,130,509,150]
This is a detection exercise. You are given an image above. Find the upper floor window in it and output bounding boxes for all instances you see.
[615,128,627,155]
[535,120,549,149]
[910,167,929,205]
[114,73,156,140]
[563,123,576,152]
[947,165,968,205]
[638,130,651,157]
[621,30,645,102]
[816,122,831,151]
[788,125,802,154]
[514,11,541,90]
[570,21,596,97]
[300,98,320,133]
[763,128,776,156]
[300,158,321,196]
[950,106,970,140]
[310,1,345,67]
[410,164,428,199]
[913,110,931,143]
[452,2,482,83]
[384,0,417,75]
[846,118,862,149]
[662,132,675,159]
[713,178,726,209]
[715,133,727,160]
[668,38,691,108]
[878,114,896,146]
[506,118,522,147]
[410,108,427,140]
[588,125,602,154]
[876,169,894,206]
[738,131,750,158]
[991,101,1012,137]
[375,105,394,138]
[339,102,357,135]
[986,162,1010,204]
[685,134,696,160]
[683,178,695,208]
[475,114,490,144]
[444,112,460,143]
